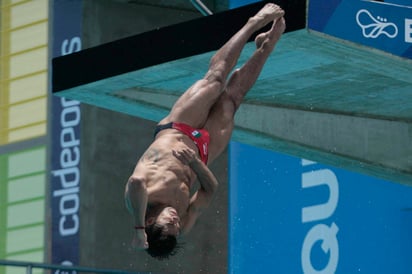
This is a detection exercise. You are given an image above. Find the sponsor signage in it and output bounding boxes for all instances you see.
[308,0,412,59]
[229,141,412,273]
[51,0,82,271]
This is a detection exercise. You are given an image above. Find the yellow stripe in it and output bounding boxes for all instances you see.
[0,95,46,109]
[0,1,11,144]
[1,0,34,9]
[0,0,49,145]
[9,44,47,58]
[0,69,47,83]
[8,18,48,32]
[0,120,46,131]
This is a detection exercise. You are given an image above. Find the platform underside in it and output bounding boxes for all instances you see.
[52,2,412,185]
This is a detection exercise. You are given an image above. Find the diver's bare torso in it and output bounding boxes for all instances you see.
[132,129,200,215]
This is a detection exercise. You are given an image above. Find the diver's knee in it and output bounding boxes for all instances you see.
[225,69,244,109]
[205,68,225,86]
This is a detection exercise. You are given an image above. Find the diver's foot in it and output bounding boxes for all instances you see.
[255,17,286,49]
[250,3,284,30]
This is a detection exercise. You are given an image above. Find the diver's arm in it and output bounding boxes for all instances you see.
[183,157,219,235]
[190,157,219,195]
[173,148,218,235]
[124,176,148,249]
[172,148,218,195]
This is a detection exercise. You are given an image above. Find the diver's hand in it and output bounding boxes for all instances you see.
[173,147,197,165]
[132,229,148,250]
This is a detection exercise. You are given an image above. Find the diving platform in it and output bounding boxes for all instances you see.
[52,1,412,185]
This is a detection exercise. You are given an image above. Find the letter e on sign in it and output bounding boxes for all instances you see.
[405,19,412,43]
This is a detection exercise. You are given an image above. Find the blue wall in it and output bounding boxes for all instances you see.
[229,141,412,273]
[308,0,412,59]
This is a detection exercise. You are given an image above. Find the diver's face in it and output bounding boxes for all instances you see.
[156,207,181,237]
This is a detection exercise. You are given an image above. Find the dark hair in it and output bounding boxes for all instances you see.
[145,223,181,260]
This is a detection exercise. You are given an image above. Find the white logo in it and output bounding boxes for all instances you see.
[356,9,398,38]
[301,161,339,274]
[54,260,77,274]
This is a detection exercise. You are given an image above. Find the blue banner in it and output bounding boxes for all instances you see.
[229,141,412,273]
[51,0,82,271]
[308,0,412,59]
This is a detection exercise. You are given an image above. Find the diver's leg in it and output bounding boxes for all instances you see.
[159,4,284,128]
[225,17,285,109]
[205,18,286,163]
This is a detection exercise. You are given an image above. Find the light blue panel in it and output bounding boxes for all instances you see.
[229,141,412,274]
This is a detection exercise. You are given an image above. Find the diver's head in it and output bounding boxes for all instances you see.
[145,206,182,259]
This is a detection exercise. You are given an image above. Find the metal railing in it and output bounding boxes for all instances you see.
[0,260,163,274]
[190,0,213,16]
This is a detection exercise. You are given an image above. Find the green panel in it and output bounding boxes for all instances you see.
[5,250,44,274]
[4,266,25,274]
[7,147,46,178]
[5,266,42,274]
[6,250,43,262]
[7,174,45,203]
[6,225,44,254]
[7,200,44,228]
[0,146,47,274]
[0,154,7,269]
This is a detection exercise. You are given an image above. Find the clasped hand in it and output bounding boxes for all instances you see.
[172,147,197,165]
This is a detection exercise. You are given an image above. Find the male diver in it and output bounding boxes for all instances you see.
[124,3,286,259]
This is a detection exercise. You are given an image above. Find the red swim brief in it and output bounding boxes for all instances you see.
[154,122,210,164]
